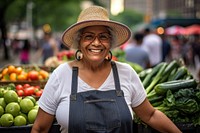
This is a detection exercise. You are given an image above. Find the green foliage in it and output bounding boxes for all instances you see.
[2,0,82,32]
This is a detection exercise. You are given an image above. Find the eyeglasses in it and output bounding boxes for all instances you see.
[80,32,111,44]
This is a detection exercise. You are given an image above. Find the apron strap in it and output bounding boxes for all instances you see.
[70,61,123,100]
[70,67,78,101]
[111,61,123,97]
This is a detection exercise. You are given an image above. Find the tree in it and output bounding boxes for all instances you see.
[0,0,82,60]
[0,0,15,60]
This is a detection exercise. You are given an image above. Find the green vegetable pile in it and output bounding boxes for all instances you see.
[136,59,200,126]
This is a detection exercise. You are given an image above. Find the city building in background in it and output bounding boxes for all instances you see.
[99,0,200,27]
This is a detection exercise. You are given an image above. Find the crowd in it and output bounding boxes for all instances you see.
[4,20,200,81]
[123,28,200,80]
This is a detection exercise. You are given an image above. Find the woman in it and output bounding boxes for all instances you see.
[31,6,182,133]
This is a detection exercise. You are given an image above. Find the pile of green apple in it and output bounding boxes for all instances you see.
[0,90,38,127]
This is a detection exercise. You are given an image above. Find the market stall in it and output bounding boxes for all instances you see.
[0,51,200,132]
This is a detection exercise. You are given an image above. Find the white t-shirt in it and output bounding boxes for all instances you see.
[39,61,146,133]
[142,33,162,66]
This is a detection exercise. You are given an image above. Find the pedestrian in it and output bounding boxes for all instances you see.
[31,6,181,133]
[125,32,150,69]
[160,34,171,62]
[35,32,59,64]
[19,39,31,64]
[142,28,162,67]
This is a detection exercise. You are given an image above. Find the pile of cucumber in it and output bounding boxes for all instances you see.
[138,59,200,125]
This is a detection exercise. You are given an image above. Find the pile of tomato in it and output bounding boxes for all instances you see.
[16,83,43,97]
[0,65,49,81]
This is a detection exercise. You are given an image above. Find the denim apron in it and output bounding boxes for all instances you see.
[68,62,133,133]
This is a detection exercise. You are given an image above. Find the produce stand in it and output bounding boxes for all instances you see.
[0,122,61,133]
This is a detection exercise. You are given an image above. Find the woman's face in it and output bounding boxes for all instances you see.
[79,26,111,63]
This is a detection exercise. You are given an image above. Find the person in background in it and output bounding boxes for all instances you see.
[170,35,182,60]
[125,32,150,69]
[160,34,171,62]
[35,32,59,64]
[142,28,162,67]
[31,6,182,133]
[19,39,31,64]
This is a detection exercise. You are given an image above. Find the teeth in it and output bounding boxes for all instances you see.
[90,49,102,53]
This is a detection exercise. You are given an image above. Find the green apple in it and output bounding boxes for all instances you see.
[5,102,20,117]
[4,90,18,104]
[0,105,4,117]
[14,115,27,126]
[28,109,38,124]
[0,113,14,127]
[20,98,34,113]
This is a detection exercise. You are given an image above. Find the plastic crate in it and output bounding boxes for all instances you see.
[0,122,61,133]
[137,123,200,133]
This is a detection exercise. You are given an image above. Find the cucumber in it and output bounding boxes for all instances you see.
[155,79,197,95]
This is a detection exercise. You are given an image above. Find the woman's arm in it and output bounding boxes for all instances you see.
[31,108,55,133]
[133,98,182,133]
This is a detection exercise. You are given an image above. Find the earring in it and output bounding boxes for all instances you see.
[106,51,112,61]
[75,50,83,61]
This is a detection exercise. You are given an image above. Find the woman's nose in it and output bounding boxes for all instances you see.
[92,37,101,45]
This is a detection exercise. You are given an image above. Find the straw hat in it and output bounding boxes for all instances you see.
[62,6,131,49]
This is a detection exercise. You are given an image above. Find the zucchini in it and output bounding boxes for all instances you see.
[163,60,180,76]
[138,68,152,81]
[142,62,165,89]
[159,61,179,83]
[168,66,188,81]
[155,79,197,95]
[146,62,167,94]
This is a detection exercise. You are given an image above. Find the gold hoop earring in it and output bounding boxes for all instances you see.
[106,51,112,61]
[75,50,83,61]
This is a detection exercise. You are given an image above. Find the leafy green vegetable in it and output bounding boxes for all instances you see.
[175,97,199,114]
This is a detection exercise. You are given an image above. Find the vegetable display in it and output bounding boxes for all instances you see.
[136,59,200,126]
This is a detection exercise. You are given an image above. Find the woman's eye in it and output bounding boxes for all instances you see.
[84,35,94,40]
[99,34,109,40]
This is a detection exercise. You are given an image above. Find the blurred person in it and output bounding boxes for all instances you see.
[35,32,59,64]
[142,28,162,67]
[170,36,182,60]
[160,34,172,62]
[182,37,193,66]
[31,6,181,133]
[19,39,31,64]
[125,32,150,69]
[191,34,200,69]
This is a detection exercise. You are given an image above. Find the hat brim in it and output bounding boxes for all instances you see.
[62,20,131,49]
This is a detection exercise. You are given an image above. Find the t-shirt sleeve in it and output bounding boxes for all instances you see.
[128,65,147,107]
[38,71,60,115]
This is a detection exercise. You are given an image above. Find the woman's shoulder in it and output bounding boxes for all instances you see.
[53,62,71,74]
[115,61,133,70]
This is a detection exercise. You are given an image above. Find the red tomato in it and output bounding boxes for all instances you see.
[35,89,43,97]
[24,87,35,96]
[23,83,30,89]
[28,70,39,81]
[33,87,39,93]
[16,84,23,90]
[17,90,24,96]
[34,85,40,89]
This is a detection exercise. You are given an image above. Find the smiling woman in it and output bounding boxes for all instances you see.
[31,5,182,133]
